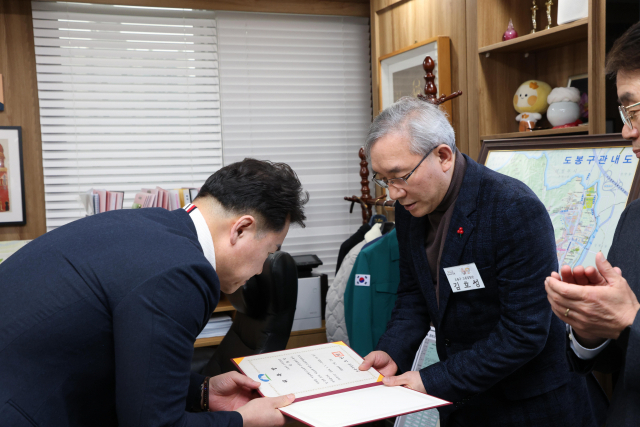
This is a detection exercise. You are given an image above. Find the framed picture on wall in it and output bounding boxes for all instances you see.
[479,134,640,269]
[378,36,452,118]
[0,127,26,226]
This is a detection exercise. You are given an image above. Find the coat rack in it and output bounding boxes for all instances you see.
[344,55,463,224]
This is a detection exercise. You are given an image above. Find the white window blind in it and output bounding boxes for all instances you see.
[31,1,222,231]
[216,12,372,278]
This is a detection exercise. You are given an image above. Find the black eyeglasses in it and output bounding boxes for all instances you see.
[372,150,431,189]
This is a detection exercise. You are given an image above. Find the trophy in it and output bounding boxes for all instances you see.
[530,1,538,34]
[545,0,553,30]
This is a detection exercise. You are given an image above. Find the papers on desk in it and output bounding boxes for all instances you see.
[233,342,450,427]
[196,314,232,339]
[0,240,30,265]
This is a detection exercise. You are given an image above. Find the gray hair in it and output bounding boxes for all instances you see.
[364,96,456,160]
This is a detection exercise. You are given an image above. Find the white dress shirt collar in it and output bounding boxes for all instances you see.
[184,203,216,270]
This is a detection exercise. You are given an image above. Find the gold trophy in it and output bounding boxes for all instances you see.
[530,1,538,34]
[545,0,553,30]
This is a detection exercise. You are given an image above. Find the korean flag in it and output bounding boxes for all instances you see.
[355,274,370,287]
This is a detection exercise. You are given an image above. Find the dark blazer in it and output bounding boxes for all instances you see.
[567,198,640,426]
[0,208,242,427]
[377,155,607,427]
[336,223,371,273]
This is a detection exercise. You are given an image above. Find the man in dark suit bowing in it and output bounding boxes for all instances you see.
[357,97,607,426]
[0,159,307,427]
[545,22,640,426]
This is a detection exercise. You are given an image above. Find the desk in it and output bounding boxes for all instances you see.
[194,293,327,349]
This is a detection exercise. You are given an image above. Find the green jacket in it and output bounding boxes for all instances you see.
[344,229,400,356]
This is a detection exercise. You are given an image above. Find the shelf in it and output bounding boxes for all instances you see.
[213,295,235,313]
[478,18,588,55]
[481,125,589,141]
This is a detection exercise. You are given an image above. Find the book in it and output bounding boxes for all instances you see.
[93,189,107,213]
[106,191,117,211]
[142,188,161,208]
[132,192,148,209]
[157,187,169,210]
[189,188,199,202]
[92,193,100,215]
[114,192,124,210]
[177,188,191,208]
[168,190,180,210]
[233,342,450,427]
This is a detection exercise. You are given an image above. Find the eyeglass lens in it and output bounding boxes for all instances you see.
[620,107,634,130]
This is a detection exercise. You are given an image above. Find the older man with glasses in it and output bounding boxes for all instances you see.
[357,96,606,427]
[545,21,640,426]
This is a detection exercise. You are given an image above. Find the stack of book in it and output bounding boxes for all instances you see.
[196,314,233,339]
[81,189,124,215]
[132,187,199,210]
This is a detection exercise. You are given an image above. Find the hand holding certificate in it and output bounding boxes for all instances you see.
[233,342,450,427]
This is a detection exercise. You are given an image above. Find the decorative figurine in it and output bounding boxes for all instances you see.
[502,19,518,41]
[513,80,552,132]
[546,87,582,128]
[531,1,538,34]
[545,0,553,30]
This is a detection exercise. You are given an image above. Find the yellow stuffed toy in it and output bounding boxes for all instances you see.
[513,80,552,131]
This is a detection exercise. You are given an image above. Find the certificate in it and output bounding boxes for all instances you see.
[233,342,451,427]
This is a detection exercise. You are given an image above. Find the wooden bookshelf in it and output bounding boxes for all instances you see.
[479,18,588,55]
[481,125,589,141]
[472,0,605,141]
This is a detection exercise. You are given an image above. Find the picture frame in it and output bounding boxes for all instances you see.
[0,74,4,112]
[378,36,452,119]
[478,134,639,268]
[567,73,588,124]
[0,127,26,226]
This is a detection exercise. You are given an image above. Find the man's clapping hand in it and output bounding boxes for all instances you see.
[545,252,640,346]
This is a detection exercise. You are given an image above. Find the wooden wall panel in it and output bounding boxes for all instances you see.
[0,0,46,240]
[371,0,470,155]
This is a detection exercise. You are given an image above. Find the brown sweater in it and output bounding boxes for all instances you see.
[425,150,467,305]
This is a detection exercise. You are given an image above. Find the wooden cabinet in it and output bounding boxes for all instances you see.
[471,0,606,142]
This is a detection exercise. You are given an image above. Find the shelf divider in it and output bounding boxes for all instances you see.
[481,125,589,141]
[479,18,588,55]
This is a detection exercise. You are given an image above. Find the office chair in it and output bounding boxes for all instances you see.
[199,251,298,376]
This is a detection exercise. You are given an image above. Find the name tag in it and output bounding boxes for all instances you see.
[443,263,485,293]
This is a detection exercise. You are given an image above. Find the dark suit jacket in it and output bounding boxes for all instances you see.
[336,223,371,273]
[0,208,242,427]
[567,198,640,426]
[377,155,606,426]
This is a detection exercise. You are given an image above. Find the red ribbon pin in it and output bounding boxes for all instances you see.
[457,227,464,238]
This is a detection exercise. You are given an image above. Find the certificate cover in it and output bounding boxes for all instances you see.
[232,342,451,427]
